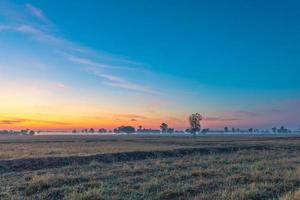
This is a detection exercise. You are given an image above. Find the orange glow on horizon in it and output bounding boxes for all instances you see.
[0,114,266,131]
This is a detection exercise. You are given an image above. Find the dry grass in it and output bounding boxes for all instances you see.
[0,135,182,159]
[0,134,299,159]
[0,135,300,199]
[280,189,300,200]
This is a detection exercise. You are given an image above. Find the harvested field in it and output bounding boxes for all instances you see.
[0,134,299,159]
[0,135,300,199]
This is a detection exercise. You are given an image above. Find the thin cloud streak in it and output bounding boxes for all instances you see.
[101,74,159,94]
[0,24,64,45]
[0,117,71,125]
[204,117,240,122]
[51,82,70,91]
[59,52,137,70]
[0,24,10,31]
[25,3,47,21]
[0,3,156,94]
[88,67,159,94]
[0,119,26,125]
[116,114,147,119]
[234,110,260,117]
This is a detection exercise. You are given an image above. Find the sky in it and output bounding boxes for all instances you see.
[0,0,299,130]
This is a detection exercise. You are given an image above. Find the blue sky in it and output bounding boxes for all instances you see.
[0,0,299,130]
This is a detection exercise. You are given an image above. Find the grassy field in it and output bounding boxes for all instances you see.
[0,135,299,199]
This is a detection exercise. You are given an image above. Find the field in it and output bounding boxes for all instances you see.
[0,135,300,199]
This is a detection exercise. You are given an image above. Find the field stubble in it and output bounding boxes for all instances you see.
[0,135,299,200]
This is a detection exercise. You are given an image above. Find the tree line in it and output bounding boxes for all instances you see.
[0,113,297,135]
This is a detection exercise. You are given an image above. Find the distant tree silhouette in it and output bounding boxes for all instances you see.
[167,128,174,134]
[272,127,277,133]
[189,113,202,136]
[137,125,143,132]
[72,130,77,133]
[160,123,168,133]
[201,128,210,134]
[20,129,29,134]
[29,130,35,135]
[224,127,229,132]
[98,128,107,133]
[89,128,95,133]
[248,128,253,133]
[278,126,288,133]
[113,128,119,133]
[115,126,135,134]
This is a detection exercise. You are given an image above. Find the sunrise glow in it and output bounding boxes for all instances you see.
[0,1,299,131]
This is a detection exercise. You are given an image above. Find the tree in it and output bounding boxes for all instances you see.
[98,128,107,133]
[189,113,202,136]
[201,128,210,134]
[160,123,168,133]
[248,128,253,133]
[29,130,35,135]
[272,127,277,133]
[137,125,143,132]
[224,127,228,132]
[116,126,135,134]
[167,128,174,134]
[89,128,95,133]
[278,126,288,133]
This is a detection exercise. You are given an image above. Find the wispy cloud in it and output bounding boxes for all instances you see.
[116,114,147,119]
[101,74,158,94]
[0,24,63,45]
[0,117,70,125]
[204,117,240,122]
[85,65,158,93]
[0,119,26,125]
[25,3,46,22]
[0,24,10,31]
[51,82,70,91]
[0,3,157,94]
[234,110,260,117]
[59,52,137,71]
[17,24,62,43]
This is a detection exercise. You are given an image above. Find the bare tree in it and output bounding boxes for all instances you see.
[189,113,202,136]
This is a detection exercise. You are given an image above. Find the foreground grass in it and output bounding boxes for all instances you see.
[0,140,300,200]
